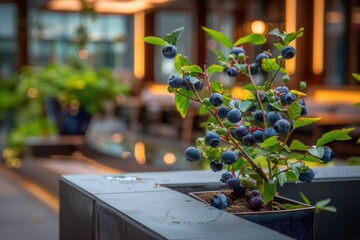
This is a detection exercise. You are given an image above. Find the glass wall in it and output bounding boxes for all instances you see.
[0,3,17,78]
[28,10,134,70]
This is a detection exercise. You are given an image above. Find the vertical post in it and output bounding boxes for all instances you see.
[194,0,207,66]
[16,0,28,71]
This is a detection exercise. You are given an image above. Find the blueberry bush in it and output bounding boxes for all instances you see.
[143,27,353,211]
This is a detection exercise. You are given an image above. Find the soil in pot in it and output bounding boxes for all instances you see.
[190,190,315,240]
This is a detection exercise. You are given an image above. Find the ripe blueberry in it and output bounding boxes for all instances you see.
[234,125,249,138]
[210,160,223,172]
[249,190,262,199]
[205,132,221,147]
[252,130,264,143]
[209,93,224,107]
[230,46,246,56]
[226,178,240,189]
[210,194,228,210]
[281,92,297,105]
[181,76,203,91]
[221,151,238,165]
[248,103,258,112]
[233,185,246,196]
[281,46,296,59]
[274,119,291,134]
[253,110,267,123]
[227,66,238,77]
[275,86,289,94]
[242,134,254,146]
[267,111,282,126]
[168,75,182,88]
[250,196,264,210]
[262,127,279,140]
[321,146,334,163]
[300,104,307,115]
[162,44,177,59]
[227,108,242,123]
[217,106,230,118]
[185,147,201,162]
[255,52,270,64]
[220,172,233,183]
[250,63,260,75]
[299,168,315,183]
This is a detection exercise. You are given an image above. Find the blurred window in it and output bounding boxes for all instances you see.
[0,3,17,78]
[28,10,133,70]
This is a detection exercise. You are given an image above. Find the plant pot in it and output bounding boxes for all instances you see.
[189,190,315,240]
[47,99,91,135]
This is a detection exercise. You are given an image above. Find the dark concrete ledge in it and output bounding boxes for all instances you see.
[60,166,360,240]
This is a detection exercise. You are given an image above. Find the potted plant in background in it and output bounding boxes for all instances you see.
[143,27,354,239]
[2,61,132,167]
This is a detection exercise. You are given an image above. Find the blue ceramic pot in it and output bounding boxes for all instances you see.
[47,99,91,135]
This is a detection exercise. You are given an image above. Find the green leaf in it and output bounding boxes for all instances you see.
[268,28,287,41]
[316,128,354,146]
[199,104,209,115]
[285,170,298,181]
[162,27,184,46]
[308,146,325,158]
[242,83,256,91]
[284,27,304,46]
[293,117,321,130]
[262,58,288,74]
[290,140,308,151]
[142,36,168,46]
[261,136,279,148]
[234,33,266,46]
[183,65,203,73]
[175,89,192,118]
[202,27,233,49]
[207,64,225,75]
[316,198,331,209]
[274,43,284,51]
[203,147,222,160]
[174,54,190,73]
[290,89,307,97]
[239,100,253,112]
[263,180,276,204]
[276,171,287,187]
[211,81,224,93]
[353,73,360,82]
[269,102,284,111]
[229,99,241,109]
[299,192,311,205]
[288,101,302,120]
[282,204,304,210]
[323,206,337,212]
[354,103,360,107]
[233,63,247,71]
[211,48,227,62]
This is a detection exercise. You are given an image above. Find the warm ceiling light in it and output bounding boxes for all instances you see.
[47,0,83,11]
[251,20,266,34]
[47,0,171,14]
[94,1,150,14]
[163,152,176,165]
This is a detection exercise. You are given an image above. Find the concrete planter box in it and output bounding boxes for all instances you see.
[60,166,360,240]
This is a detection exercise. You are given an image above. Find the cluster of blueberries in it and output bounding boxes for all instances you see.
[164,41,334,211]
[226,45,296,77]
[210,171,264,210]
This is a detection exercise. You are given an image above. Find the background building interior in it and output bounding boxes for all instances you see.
[0,0,360,239]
